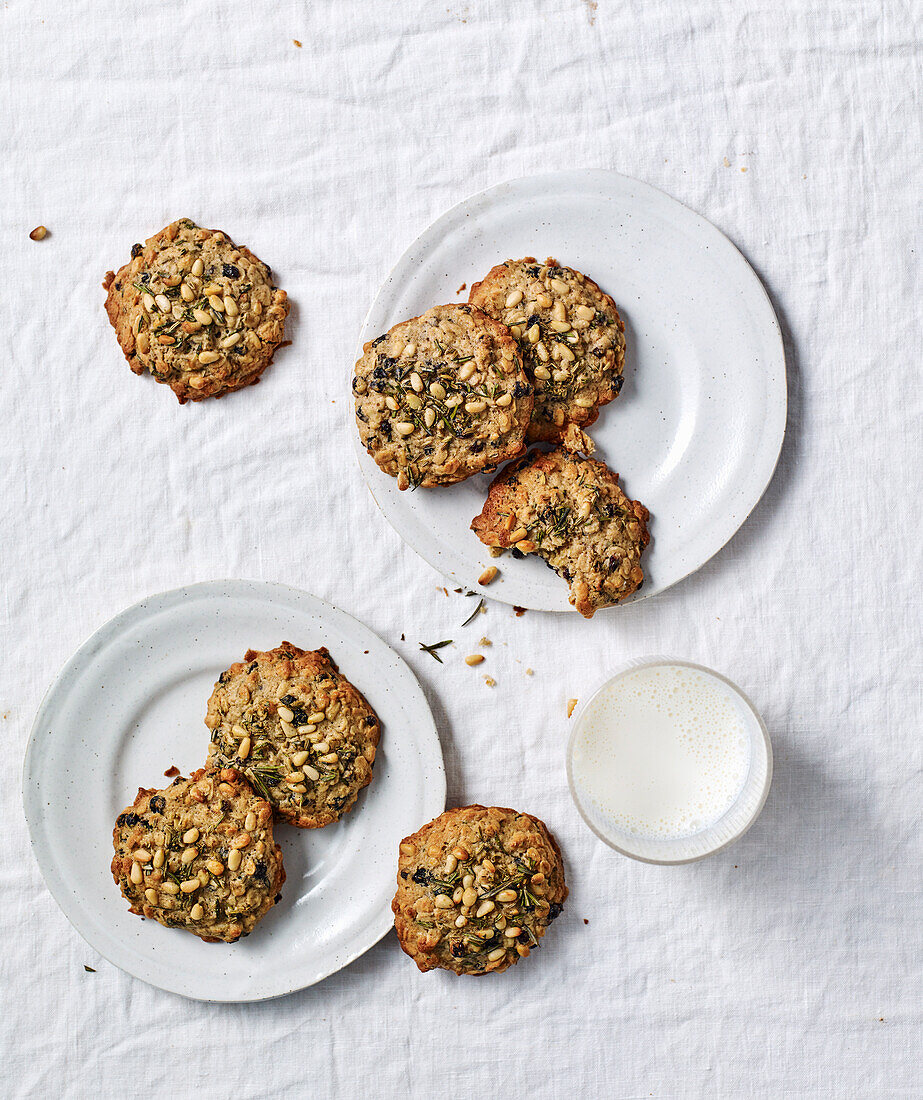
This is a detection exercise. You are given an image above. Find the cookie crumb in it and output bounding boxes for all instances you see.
[163,765,180,778]
[583,918,589,925]
[83,965,96,972]
[483,676,496,687]
[293,39,302,47]
[513,606,527,617]
[456,282,467,293]
[722,156,730,167]
[30,225,48,240]
[567,698,578,718]
[525,668,534,676]
[478,636,492,647]
[741,166,748,173]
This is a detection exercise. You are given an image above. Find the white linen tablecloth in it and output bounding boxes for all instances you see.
[1,1,920,1096]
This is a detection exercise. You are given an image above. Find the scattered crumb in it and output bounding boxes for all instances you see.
[583,0,597,24]
[456,282,467,294]
[453,587,463,593]
[879,1017,885,1022]
[363,649,369,655]
[30,225,48,241]
[567,698,578,718]
[583,918,589,925]
[525,668,534,676]
[293,39,302,47]
[400,633,405,641]
[84,965,96,972]
[489,546,503,558]
[722,156,730,167]
[478,637,492,647]
[741,166,748,173]
[163,765,180,778]
[513,606,526,617]
[483,676,496,687]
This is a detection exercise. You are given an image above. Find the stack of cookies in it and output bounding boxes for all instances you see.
[111,643,380,943]
[353,257,650,618]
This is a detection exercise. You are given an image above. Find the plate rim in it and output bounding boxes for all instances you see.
[22,578,446,1002]
[352,168,787,610]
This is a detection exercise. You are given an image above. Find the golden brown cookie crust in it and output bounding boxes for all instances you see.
[205,642,380,829]
[103,218,289,403]
[353,303,533,489]
[110,767,284,943]
[469,257,625,452]
[392,805,567,975]
[471,446,650,617]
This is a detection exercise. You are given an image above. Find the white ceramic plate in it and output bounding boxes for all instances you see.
[354,170,786,610]
[23,580,445,1002]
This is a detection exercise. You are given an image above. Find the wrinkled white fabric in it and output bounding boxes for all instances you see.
[1,1,920,1097]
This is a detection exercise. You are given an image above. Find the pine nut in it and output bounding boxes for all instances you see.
[191,258,205,277]
[298,723,316,735]
[180,282,195,302]
[277,705,294,723]
[559,344,575,362]
[465,654,484,666]
[488,947,506,962]
[404,394,422,410]
[537,292,552,308]
[208,295,225,312]
[244,812,257,832]
[313,741,329,754]
[385,396,399,411]
[457,362,476,382]
[445,854,458,874]
[551,278,568,294]
[187,373,205,388]
[495,392,512,407]
[510,325,524,339]
[478,566,498,585]
[552,369,570,383]
[576,304,595,319]
[394,422,414,436]
[455,914,467,927]
[434,894,454,908]
[180,879,199,893]
[409,372,423,392]
[534,364,551,381]
[400,842,416,856]
[464,400,486,414]
[29,225,47,240]
[193,308,213,325]
[142,292,156,312]
[181,847,198,865]
[155,294,171,311]
[429,382,446,400]
[198,350,220,364]
[423,407,436,428]
[552,300,567,321]
[145,888,158,904]
[516,539,535,553]
[575,397,594,408]
[162,881,179,895]
[454,848,470,862]
[129,863,143,884]
[206,859,224,876]
[230,833,251,849]
[132,849,151,863]
[220,332,241,348]
[190,903,204,920]
[320,753,339,765]
[510,527,528,543]
[535,344,549,364]
[445,394,463,408]
[286,771,305,783]
[224,296,239,316]
[531,872,546,885]
[303,765,320,781]
[292,750,309,766]
[227,849,242,871]
[308,711,325,724]
[504,926,522,937]
[402,342,416,357]
[505,289,524,308]
[476,900,495,918]
[462,888,477,907]
[238,736,251,760]
[496,889,518,903]
[153,849,165,869]
[183,828,199,844]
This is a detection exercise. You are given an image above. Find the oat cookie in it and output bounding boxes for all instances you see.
[353,303,533,489]
[205,643,380,829]
[103,218,289,403]
[469,257,625,452]
[471,447,650,617]
[110,767,284,943]
[392,805,567,975]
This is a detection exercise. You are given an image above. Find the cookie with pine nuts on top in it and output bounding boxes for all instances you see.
[205,643,380,829]
[110,767,285,943]
[102,218,289,403]
[471,446,650,618]
[392,805,567,975]
[353,303,533,489]
[469,257,625,454]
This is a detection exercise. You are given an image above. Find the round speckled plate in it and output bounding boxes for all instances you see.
[22,580,445,1002]
[353,170,786,610]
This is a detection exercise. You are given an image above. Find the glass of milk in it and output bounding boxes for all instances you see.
[566,659,772,863]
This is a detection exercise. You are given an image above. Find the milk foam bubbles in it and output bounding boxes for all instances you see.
[570,664,751,840]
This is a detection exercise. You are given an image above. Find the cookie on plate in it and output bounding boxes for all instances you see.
[392,805,567,975]
[469,257,625,453]
[110,767,284,943]
[353,303,533,489]
[471,446,650,617]
[103,218,289,403]
[205,642,380,829]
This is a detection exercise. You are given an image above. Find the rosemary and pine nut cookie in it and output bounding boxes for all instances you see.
[205,643,380,829]
[353,303,533,489]
[471,446,650,618]
[392,805,567,976]
[103,218,289,403]
[469,257,625,453]
[110,767,284,944]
